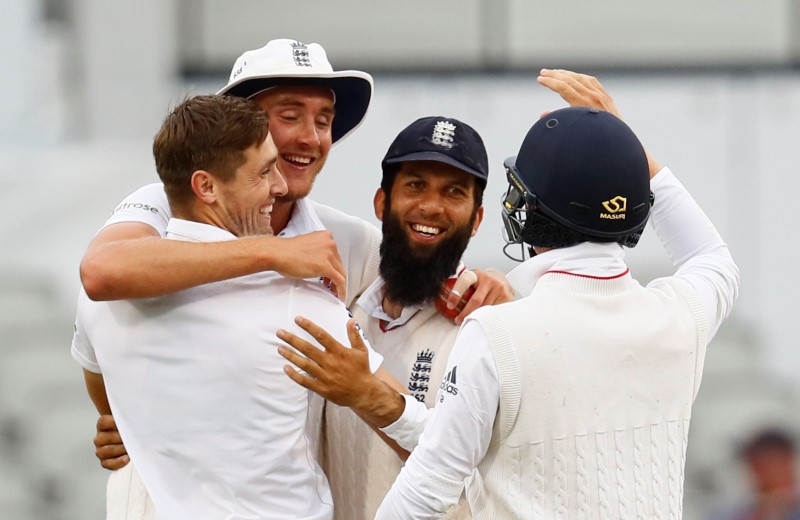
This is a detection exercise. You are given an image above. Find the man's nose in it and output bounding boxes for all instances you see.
[417,192,445,215]
[272,166,288,196]
[296,118,321,147]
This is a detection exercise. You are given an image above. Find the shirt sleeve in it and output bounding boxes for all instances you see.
[102,183,171,237]
[647,167,740,340]
[312,201,382,308]
[71,291,101,374]
[376,320,499,519]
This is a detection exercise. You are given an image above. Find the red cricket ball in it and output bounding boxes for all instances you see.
[435,277,476,322]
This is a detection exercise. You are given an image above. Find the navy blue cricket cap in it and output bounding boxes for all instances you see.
[382,116,489,186]
[504,106,651,241]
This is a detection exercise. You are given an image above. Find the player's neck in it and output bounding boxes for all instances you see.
[270,201,294,234]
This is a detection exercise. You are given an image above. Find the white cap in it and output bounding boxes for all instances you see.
[217,39,373,143]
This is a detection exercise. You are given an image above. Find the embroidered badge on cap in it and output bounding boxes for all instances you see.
[291,41,312,67]
[431,121,456,149]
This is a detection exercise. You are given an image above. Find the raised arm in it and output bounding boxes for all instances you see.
[537,68,739,338]
[80,222,346,301]
[648,168,739,340]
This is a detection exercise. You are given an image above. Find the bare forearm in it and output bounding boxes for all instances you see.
[355,371,409,429]
[81,236,282,300]
[83,370,112,416]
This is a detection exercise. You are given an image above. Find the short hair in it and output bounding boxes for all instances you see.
[152,95,270,207]
[740,428,796,459]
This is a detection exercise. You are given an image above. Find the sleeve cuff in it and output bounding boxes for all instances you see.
[71,344,102,374]
[380,393,431,452]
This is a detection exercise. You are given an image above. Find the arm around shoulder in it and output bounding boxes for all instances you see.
[80,222,161,300]
[81,223,347,301]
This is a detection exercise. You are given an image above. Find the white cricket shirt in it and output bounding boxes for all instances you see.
[72,218,382,520]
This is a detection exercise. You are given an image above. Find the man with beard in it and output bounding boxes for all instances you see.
[276,69,736,519]
[82,40,510,517]
[320,116,488,520]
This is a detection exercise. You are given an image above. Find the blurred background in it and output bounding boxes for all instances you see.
[2,0,799,518]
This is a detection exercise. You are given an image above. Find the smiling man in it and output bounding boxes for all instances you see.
[80,39,379,307]
[314,117,493,520]
[72,94,384,520]
[79,40,513,519]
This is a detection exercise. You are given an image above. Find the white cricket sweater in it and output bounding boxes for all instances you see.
[375,167,740,520]
[324,294,470,520]
[468,271,707,519]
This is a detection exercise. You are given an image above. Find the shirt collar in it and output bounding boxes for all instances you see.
[357,261,466,330]
[276,198,326,238]
[506,242,628,297]
[165,218,237,243]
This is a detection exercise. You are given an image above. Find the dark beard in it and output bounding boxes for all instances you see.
[379,208,474,308]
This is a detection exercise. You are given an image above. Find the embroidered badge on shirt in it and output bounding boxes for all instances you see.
[431,121,456,149]
[408,349,434,403]
[291,41,312,67]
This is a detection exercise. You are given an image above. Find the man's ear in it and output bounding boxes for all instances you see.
[373,188,386,221]
[191,170,216,204]
[470,206,484,237]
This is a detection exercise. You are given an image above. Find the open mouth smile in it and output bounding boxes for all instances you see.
[282,154,314,168]
[411,223,444,238]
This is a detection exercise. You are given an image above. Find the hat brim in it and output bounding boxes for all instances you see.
[385,151,488,183]
[217,72,372,144]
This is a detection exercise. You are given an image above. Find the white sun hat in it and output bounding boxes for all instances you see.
[217,39,373,144]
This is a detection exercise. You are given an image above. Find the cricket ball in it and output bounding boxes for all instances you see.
[435,277,476,322]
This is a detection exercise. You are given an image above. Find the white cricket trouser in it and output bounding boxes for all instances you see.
[106,462,156,520]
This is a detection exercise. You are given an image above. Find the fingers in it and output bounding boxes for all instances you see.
[480,268,515,305]
[537,68,621,119]
[346,319,369,352]
[96,414,117,432]
[94,430,123,448]
[276,323,326,359]
[322,245,347,303]
[281,363,322,394]
[293,316,345,354]
[312,232,346,302]
[280,351,351,403]
[94,415,130,470]
[447,270,478,310]
[278,232,348,302]
[454,269,515,325]
[98,453,130,471]
[96,443,130,470]
[278,340,319,377]
[537,73,583,104]
[455,278,489,325]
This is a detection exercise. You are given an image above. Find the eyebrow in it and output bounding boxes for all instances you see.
[400,169,473,187]
[272,98,335,115]
[256,155,277,174]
